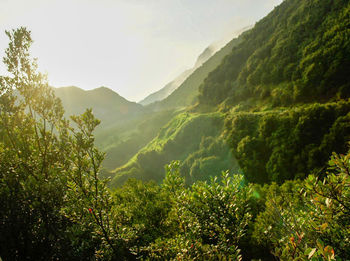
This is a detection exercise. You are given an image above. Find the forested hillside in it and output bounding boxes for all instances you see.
[112,0,350,186]
[195,0,350,185]
[199,0,350,106]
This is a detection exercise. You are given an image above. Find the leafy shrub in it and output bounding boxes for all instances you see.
[253,148,350,260]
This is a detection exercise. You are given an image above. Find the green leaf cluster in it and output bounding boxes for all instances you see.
[225,102,350,184]
[253,148,350,260]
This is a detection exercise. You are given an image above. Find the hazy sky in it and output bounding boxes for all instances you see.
[0,0,282,102]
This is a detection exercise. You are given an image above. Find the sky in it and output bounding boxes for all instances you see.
[0,0,283,102]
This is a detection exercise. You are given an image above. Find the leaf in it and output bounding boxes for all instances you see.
[308,248,317,259]
[317,239,324,250]
[320,223,328,231]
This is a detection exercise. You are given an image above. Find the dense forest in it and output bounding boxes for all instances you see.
[1,0,350,260]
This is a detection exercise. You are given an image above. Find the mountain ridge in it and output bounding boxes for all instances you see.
[146,36,243,111]
[138,44,216,106]
[54,85,144,131]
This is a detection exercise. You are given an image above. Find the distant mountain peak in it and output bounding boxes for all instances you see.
[138,26,253,107]
[194,45,216,69]
[138,45,217,106]
[53,85,143,129]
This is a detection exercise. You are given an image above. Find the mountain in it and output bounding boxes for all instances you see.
[138,45,216,106]
[107,39,244,184]
[96,43,223,172]
[196,0,350,184]
[198,0,350,106]
[138,69,193,106]
[110,112,239,187]
[90,32,245,173]
[54,86,144,129]
[193,45,215,69]
[109,0,350,187]
[147,36,243,111]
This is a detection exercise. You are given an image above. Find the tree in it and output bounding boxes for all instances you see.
[150,162,251,260]
[0,27,132,260]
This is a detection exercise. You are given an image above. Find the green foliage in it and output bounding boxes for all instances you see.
[111,112,239,186]
[199,0,350,106]
[253,149,350,260]
[225,102,350,184]
[181,136,239,184]
[147,162,251,260]
[112,179,172,258]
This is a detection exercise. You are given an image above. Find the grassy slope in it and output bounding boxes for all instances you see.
[97,109,180,172]
[110,112,239,187]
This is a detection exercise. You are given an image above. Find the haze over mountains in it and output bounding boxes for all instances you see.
[138,27,252,107]
[54,86,143,131]
[53,27,250,176]
[52,0,350,186]
[54,26,252,117]
[139,45,216,106]
[54,40,220,113]
[138,69,193,106]
[53,0,350,187]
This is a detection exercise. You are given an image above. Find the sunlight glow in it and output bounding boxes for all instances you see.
[0,0,282,101]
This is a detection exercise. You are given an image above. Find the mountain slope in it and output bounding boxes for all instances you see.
[195,0,350,184]
[139,45,216,106]
[110,112,239,187]
[147,36,243,111]
[199,0,350,106]
[91,42,228,172]
[96,109,180,172]
[139,69,193,106]
[54,86,144,129]
[91,41,233,172]
[109,0,350,187]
